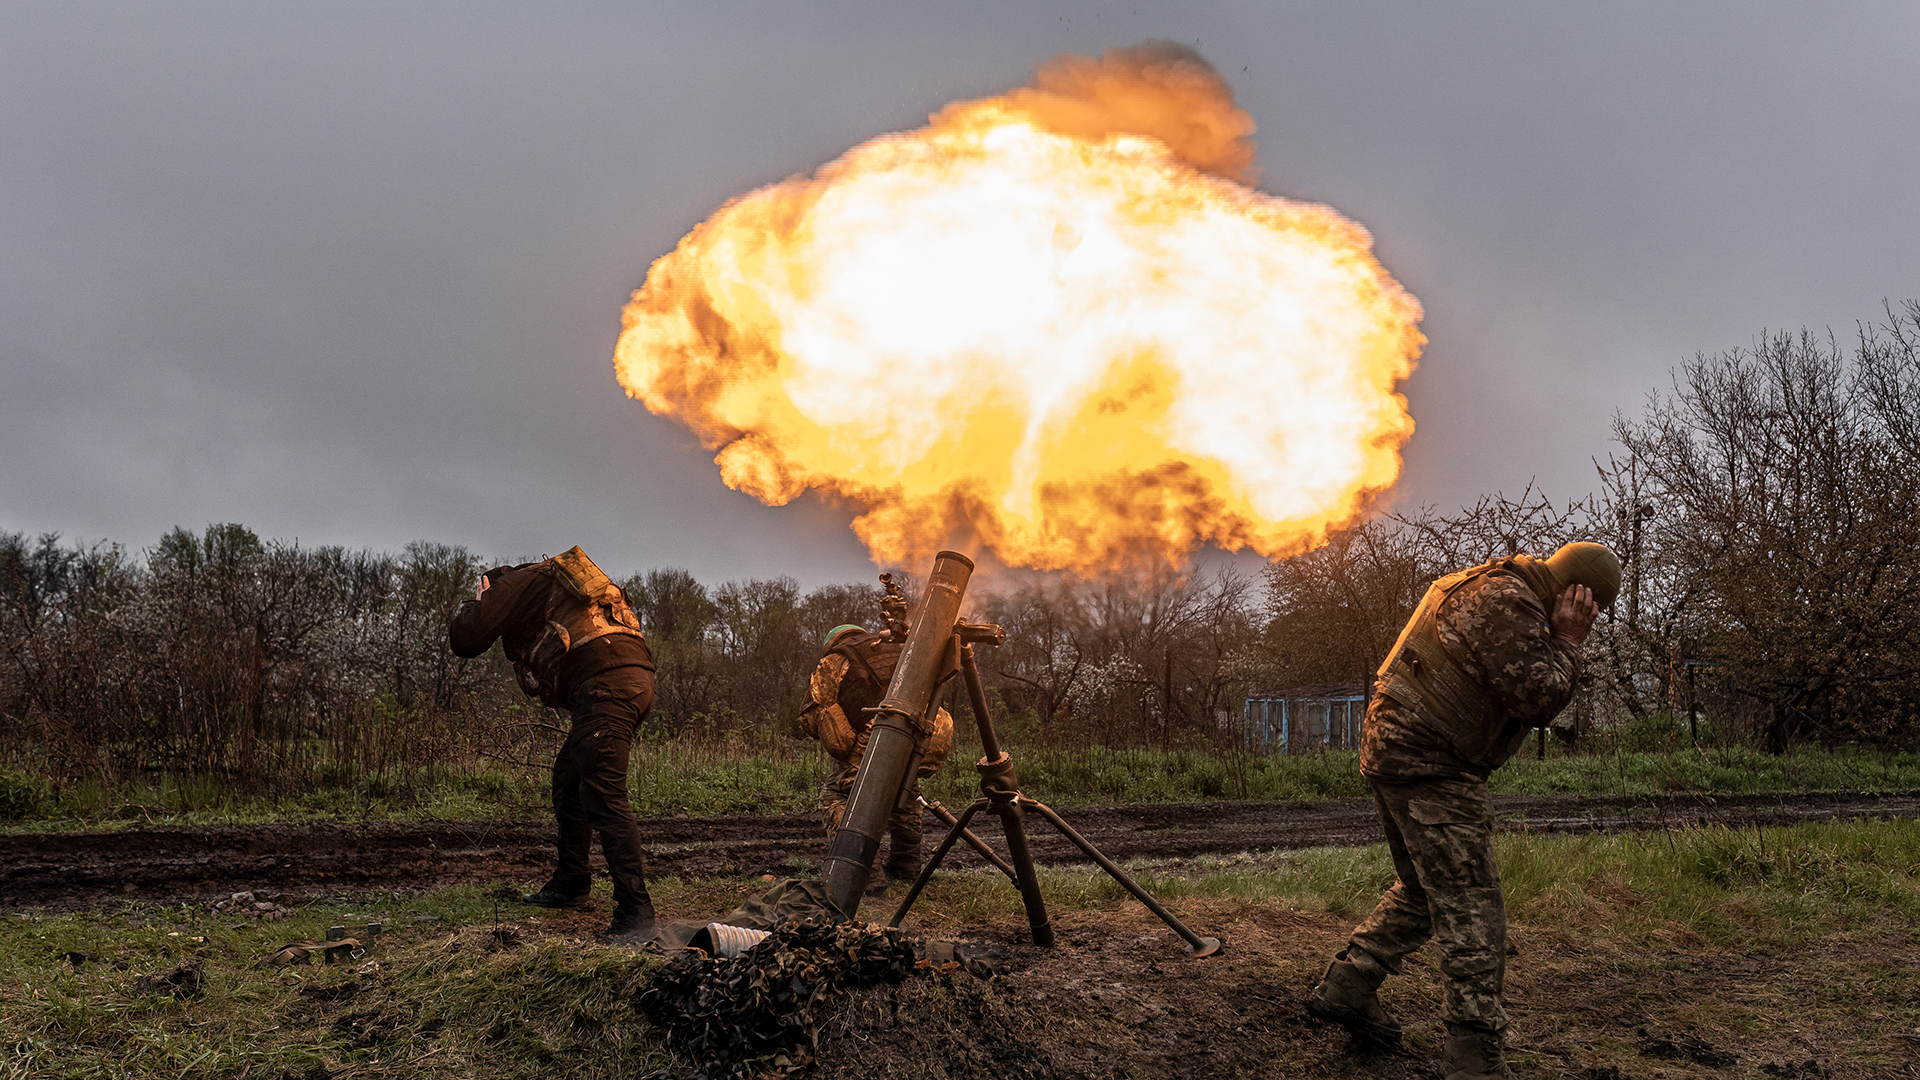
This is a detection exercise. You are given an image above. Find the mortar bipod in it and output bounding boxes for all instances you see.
[887,637,1222,959]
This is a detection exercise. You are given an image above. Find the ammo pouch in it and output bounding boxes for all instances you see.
[512,546,645,708]
[1374,563,1506,765]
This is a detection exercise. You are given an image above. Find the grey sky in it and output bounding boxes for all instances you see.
[3,2,1915,586]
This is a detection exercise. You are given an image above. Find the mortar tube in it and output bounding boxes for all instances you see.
[821,551,975,917]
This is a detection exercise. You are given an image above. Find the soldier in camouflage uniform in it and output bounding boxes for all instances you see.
[801,624,954,884]
[1306,542,1618,1080]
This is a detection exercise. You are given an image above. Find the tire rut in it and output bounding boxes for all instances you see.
[3,791,1914,911]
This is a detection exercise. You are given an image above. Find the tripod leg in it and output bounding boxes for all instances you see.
[888,798,987,929]
[958,643,1051,946]
[1020,797,1221,958]
[995,800,1054,947]
[921,796,1017,882]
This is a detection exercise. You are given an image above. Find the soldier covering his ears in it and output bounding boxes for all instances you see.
[1306,542,1619,1080]
[449,547,659,942]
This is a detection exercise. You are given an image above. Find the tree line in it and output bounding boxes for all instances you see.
[4,302,1916,792]
[1267,300,1920,751]
[0,525,1272,790]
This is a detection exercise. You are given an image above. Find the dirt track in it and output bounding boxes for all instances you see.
[4,791,1916,911]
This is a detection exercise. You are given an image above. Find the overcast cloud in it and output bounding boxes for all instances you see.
[3,1,1915,585]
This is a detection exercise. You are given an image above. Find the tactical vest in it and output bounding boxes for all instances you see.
[512,546,645,708]
[828,630,902,736]
[1374,561,1507,765]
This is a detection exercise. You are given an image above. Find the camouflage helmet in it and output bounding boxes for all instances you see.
[1545,542,1622,609]
[823,624,866,651]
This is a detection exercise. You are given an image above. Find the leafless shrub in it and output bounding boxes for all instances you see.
[0,525,503,793]
[1609,304,1920,749]
[971,567,1261,750]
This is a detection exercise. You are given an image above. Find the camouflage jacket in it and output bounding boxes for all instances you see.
[1361,561,1581,782]
[801,644,951,779]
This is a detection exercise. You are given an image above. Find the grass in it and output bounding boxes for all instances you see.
[901,814,1920,947]
[6,728,1920,833]
[1491,740,1920,797]
[5,818,1917,1078]
[0,884,673,1080]
[922,743,1371,807]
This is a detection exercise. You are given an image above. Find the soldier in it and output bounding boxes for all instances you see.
[801,622,954,885]
[449,546,659,942]
[1305,542,1619,1080]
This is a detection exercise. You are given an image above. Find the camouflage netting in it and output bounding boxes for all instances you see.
[638,920,933,1078]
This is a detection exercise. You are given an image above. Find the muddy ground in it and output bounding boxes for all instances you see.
[9,792,1917,1078]
[4,790,1915,911]
[795,899,1910,1080]
[291,890,1910,1079]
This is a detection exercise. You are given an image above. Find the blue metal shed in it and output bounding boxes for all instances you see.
[1243,680,1370,754]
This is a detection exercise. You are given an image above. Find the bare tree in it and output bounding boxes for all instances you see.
[1612,314,1920,749]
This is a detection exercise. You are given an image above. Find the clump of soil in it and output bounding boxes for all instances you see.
[210,890,295,924]
[134,957,205,998]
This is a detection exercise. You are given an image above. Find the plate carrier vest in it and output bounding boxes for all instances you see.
[1374,561,1509,766]
[513,546,645,708]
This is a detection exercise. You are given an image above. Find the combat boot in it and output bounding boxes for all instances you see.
[599,903,657,945]
[883,824,923,884]
[1305,950,1402,1047]
[521,880,593,909]
[1443,1025,1513,1080]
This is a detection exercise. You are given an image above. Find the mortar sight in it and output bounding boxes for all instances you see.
[878,571,911,642]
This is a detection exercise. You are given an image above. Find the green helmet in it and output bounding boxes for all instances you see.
[823,624,866,651]
[1545,542,1622,609]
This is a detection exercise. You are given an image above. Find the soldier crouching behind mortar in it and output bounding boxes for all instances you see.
[449,546,659,943]
[1305,542,1619,1080]
[801,595,955,886]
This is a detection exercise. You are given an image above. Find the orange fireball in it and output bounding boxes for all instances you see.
[614,42,1422,574]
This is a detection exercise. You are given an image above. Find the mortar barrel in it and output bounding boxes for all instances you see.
[822,550,975,917]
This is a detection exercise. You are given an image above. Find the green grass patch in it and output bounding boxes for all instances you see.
[902,816,1920,948]
[0,884,678,1080]
[4,819,1916,1077]
[1491,740,1920,797]
[922,744,1371,807]
[1499,816,1920,946]
[8,736,1920,833]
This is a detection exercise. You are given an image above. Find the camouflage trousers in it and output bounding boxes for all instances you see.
[1344,776,1508,1034]
[821,758,925,875]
